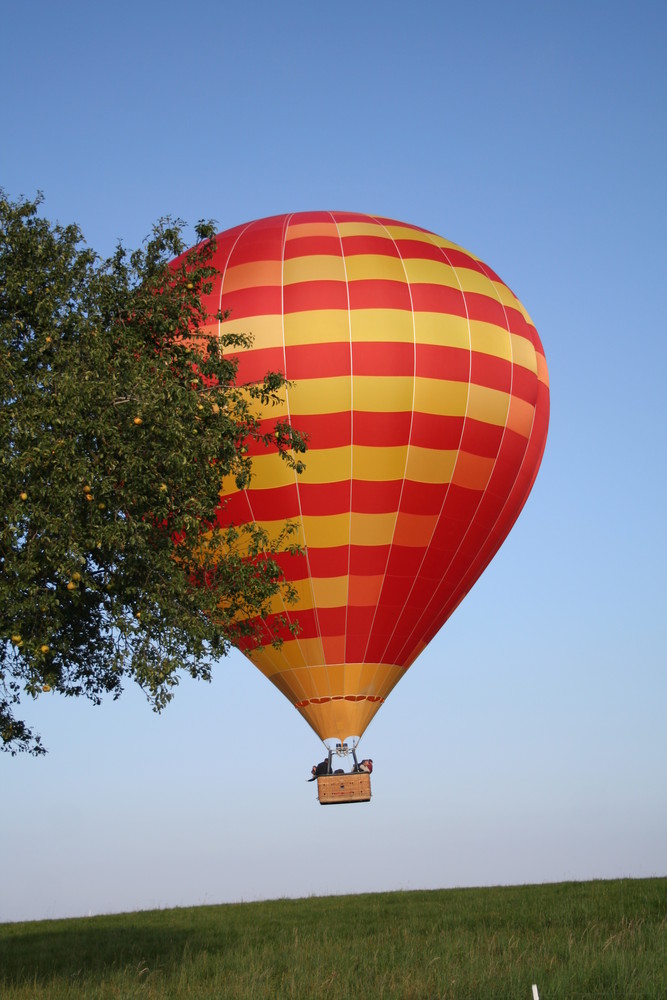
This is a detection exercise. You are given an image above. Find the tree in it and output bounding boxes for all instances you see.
[0,192,306,754]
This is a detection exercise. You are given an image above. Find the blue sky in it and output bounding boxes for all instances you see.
[1,0,665,922]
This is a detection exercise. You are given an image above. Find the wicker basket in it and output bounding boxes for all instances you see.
[317,772,371,804]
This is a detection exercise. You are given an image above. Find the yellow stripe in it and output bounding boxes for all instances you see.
[283,255,346,284]
[190,323,220,344]
[310,575,349,608]
[284,310,350,345]
[285,222,338,240]
[287,376,352,415]
[222,259,282,291]
[470,320,511,362]
[399,259,522,309]
[229,442,500,497]
[351,375,413,414]
[487,280,524,311]
[220,313,283,352]
[286,375,507,421]
[245,510,442,550]
[506,395,536,438]
[238,513,355,550]
[220,309,517,365]
[261,573,400,617]
[296,445,409,484]
[295,447,352,483]
[405,448,458,484]
[285,308,416,344]
[336,222,392,239]
[467,383,510,426]
[510,332,538,373]
[348,573,384,606]
[394,511,438,546]
[402,257,461,288]
[344,254,407,282]
[382,225,461,249]
[261,577,318,616]
[349,308,415,342]
[246,453,293,491]
[458,268,508,300]
[427,235,473,254]
[410,377,469,417]
[514,299,536,327]
[413,312,470,350]
[249,636,327,673]
[320,512,387,548]
[536,351,549,388]
[451,452,495,491]
[351,444,408,480]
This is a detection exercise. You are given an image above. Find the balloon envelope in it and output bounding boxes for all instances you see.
[197,212,549,745]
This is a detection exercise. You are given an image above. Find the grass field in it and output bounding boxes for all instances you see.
[0,878,664,999]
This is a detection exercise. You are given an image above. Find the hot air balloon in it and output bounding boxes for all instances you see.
[191,212,549,799]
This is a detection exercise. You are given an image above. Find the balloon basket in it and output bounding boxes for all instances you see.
[317,773,371,805]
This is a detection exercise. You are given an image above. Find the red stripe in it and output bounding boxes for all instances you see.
[377,574,416,606]
[352,341,413,376]
[353,410,412,446]
[463,290,508,327]
[409,282,467,317]
[416,344,469,382]
[473,258,504,284]
[442,247,499,277]
[341,235,397,256]
[433,406,547,640]
[271,549,310,580]
[469,351,512,393]
[246,411,508,460]
[347,279,412,311]
[346,607,376,654]
[287,211,340,226]
[410,412,465,449]
[288,412,351,448]
[221,285,282,318]
[233,346,285,384]
[317,606,346,634]
[398,479,449,515]
[283,280,349,312]
[392,239,483,270]
[205,224,247,266]
[224,221,285,267]
[434,482,485,521]
[216,492,253,524]
[351,479,402,514]
[333,211,384,224]
[373,215,430,233]
[299,481,351,516]
[238,477,463,521]
[231,342,525,401]
[349,545,393,575]
[459,419,504,457]
[307,545,349,577]
[244,484,300,520]
[286,341,350,379]
[386,544,430,577]
[507,306,538,344]
[278,412,348,448]
[284,236,342,258]
[510,364,539,404]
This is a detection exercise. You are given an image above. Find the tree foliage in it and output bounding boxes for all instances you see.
[0,192,306,754]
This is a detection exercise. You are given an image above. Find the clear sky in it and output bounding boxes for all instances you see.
[1,0,665,923]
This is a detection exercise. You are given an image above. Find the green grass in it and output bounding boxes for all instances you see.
[0,878,664,999]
